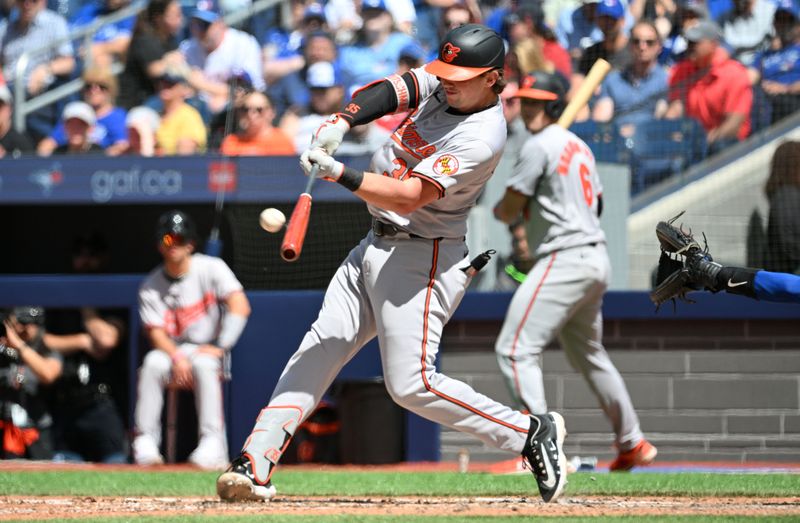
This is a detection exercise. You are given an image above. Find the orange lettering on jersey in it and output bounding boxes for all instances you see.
[557,141,582,176]
[433,154,459,175]
[393,118,437,158]
[163,291,218,337]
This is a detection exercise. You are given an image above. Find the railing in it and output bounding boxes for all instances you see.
[13,0,287,133]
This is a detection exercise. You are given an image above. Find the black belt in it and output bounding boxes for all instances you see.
[371,219,425,239]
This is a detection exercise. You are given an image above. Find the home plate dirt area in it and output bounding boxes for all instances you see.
[2,495,799,519]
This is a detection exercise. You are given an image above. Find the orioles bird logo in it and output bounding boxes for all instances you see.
[433,154,459,175]
[442,42,461,63]
[521,75,536,89]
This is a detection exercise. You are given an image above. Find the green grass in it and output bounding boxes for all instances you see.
[2,469,799,498]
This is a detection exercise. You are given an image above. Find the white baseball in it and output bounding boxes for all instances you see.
[259,208,286,233]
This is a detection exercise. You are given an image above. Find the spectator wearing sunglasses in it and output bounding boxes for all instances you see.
[666,20,752,152]
[219,91,295,156]
[593,20,669,133]
[0,306,63,460]
[38,66,128,156]
[154,64,207,155]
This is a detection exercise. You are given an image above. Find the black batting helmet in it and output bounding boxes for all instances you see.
[425,24,505,81]
[156,209,197,246]
[513,71,569,119]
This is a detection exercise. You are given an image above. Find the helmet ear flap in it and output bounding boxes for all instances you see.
[545,98,565,120]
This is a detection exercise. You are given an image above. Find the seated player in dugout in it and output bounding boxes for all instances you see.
[217,24,569,504]
[132,210,251,470]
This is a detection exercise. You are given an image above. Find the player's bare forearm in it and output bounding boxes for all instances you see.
[713,112,746,142]
[225,290,251,317]
[494,189,529,224]
[147,326,180,357]
[42,332,93,354]
[354,172,439,214]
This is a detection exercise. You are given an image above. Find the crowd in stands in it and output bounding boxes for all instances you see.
[0,0,798,185]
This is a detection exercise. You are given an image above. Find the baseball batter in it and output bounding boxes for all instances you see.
[493,72,656,471]
[133,210,251,470]
[217,25,567,503]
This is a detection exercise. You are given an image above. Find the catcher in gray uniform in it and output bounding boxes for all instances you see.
[493,71,656,471]
[217,24,568,504]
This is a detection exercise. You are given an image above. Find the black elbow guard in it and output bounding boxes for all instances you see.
[338,72,419,127]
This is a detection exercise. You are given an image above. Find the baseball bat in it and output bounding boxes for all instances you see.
[557,58,612,129]
[280,165,319,262]
[205,77,239,257]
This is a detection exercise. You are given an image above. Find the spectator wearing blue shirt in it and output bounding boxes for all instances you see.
[593,20,669,132]
[37,66,128,156]
[262,2,328,87]
[659,0,708,67]
[268,30,338,121]
[69,0,136,68]
[556,0,637,66]
[556,0,604,63]
[576,0,633,77]
[338,0,416,95]
[749,0,800,122]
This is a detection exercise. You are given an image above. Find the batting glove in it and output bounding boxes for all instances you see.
[300,114,350,171]
[302,148,344,182]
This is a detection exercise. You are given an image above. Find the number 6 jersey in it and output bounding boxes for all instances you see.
[506,124,605,258]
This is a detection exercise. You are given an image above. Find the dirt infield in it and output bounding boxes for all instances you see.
[2,495,799,520]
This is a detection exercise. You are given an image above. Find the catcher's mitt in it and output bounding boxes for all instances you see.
[650,211,718,307]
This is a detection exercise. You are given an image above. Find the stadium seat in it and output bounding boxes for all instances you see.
[569,121,627,164]
[625,118,707,195]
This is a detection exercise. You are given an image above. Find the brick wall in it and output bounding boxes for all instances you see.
[439,318,800,464]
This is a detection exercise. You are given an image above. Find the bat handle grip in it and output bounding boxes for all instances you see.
[304,165,319,193]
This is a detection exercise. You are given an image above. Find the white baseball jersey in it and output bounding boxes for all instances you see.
[236,66,538,490]
[496,123,645,453]
[506,124,605,258]
[368,67,507,239]
[180,28,266,94]
[135,253,241,458]
[139,253,243,345]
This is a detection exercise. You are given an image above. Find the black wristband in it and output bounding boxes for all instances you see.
[337,166,364,192]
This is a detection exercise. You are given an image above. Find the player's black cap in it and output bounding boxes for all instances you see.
[513,71,568,101]
[513,71,568,118]
[13,306,45,325]
[156,209,198,245]
[425,24,505,81]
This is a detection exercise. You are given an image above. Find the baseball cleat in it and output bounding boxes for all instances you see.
[216,454,276,502]
[521,412,567,503]
[609,439,657,472]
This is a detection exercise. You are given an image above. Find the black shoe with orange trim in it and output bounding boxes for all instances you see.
[521,412,567,503]
[216,454,277,502]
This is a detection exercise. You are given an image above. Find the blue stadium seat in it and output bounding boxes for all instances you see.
[624,118,707,195]
[569,121,626,164]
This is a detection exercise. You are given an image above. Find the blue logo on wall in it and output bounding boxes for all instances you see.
[28,164,64,196]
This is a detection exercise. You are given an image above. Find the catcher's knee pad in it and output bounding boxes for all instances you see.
[242,406,302,485]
